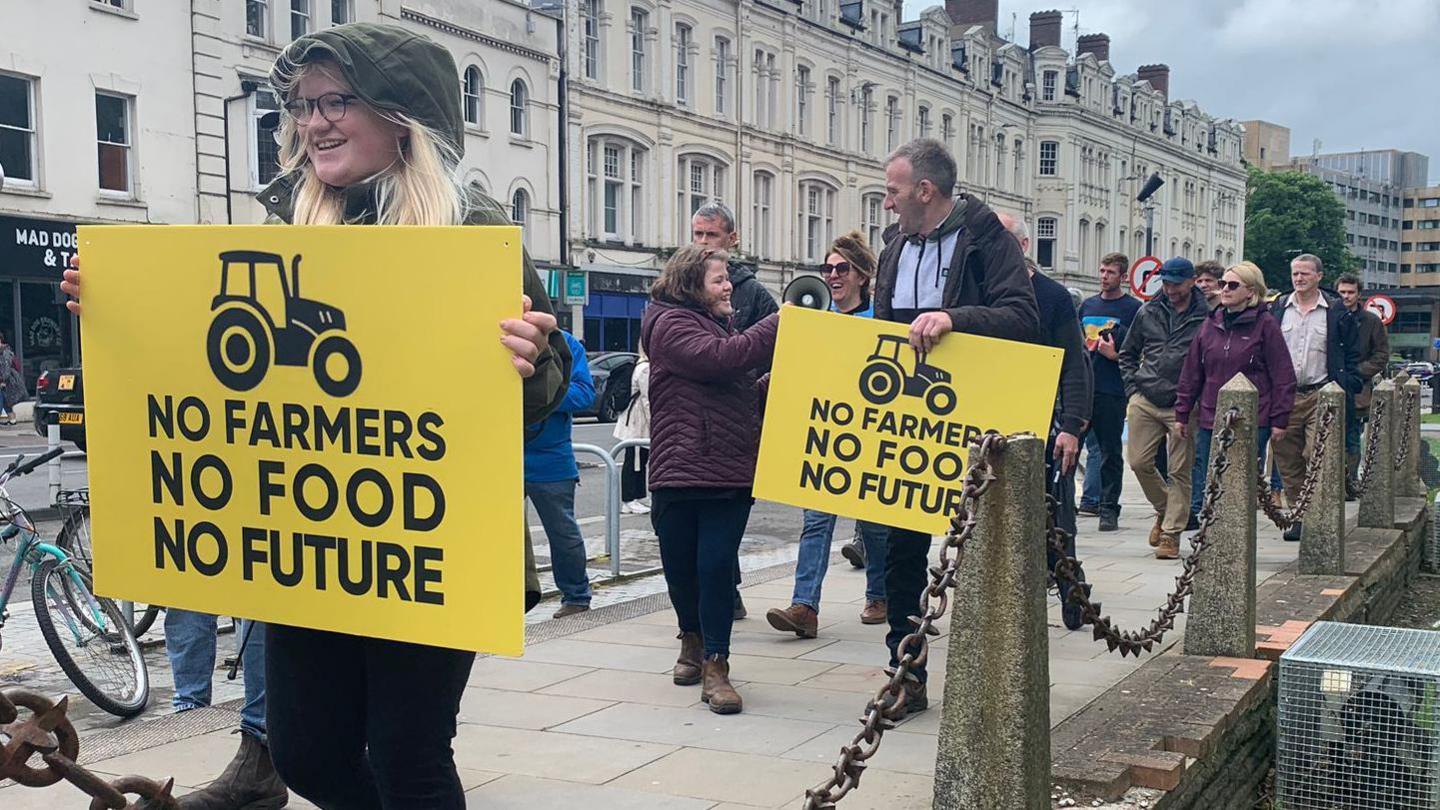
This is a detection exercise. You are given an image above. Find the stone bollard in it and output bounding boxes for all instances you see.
[933,435,1048,810]
[1359,379,1397,529]
[1402,376,1426,497]
[1300,383,1348,574]
[1185,374,1257,658]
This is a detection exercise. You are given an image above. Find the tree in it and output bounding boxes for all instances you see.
[1243,166,1358,291]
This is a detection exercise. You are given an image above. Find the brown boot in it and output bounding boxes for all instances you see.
[673,631,703,685]
[177,731,287,810]
[859,600,887,625]
[701,655,742,714]
[1148,516,1164,548]
[765,603,818,639]
[1155,532,1181,560]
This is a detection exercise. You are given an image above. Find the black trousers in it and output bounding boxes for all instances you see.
[265,625,475,810]
[651,493,753,657]
[620,447,649,503]
[1088,392,1128,518]
[883,527,933,682]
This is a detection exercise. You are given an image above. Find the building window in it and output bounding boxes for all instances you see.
[753,49,777,129]
[630,9,648,93]
[752,171,774,259]
[800,181,836,262]
[994,133,1005,191]
[859,85,873,154]
[251,88,282,188]
[1042,70,1057,102]
[96,92,132,195]
[589,137,646,243]
[714,37,730,116]
[509,80,528,136]
[863,193,884,249]
[246,0,268,37]
[1013,139,1023,190]
[941,113,954,151]
[1039,140,1058,176]
[511,188,529,231]
[462,67,483,127]
[917,105,931,140]
[1036,217,1057,269]
[330,0,353,25]
[290,0,310,39]
[885,96,899,153]
[825,76,840,145]
[581,0,602,80]
[677,154,724,237]
[0,73,37,188]
[674,23,692,105]
[795,65,810,137]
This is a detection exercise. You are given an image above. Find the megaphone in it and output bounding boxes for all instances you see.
[783,275,832,311]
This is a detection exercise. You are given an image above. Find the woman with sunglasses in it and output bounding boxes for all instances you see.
[1175,261,1296,508]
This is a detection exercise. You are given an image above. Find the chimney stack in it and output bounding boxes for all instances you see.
[1137,64,1170,100]
[1076,33,1110,62]
[945,0,998,34]
[1028,10,1063,49]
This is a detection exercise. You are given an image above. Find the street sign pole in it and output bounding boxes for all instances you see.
[1144,200,1155,259]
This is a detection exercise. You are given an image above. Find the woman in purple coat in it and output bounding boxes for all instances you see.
[641,244,780,715]
[1176,261,1297,503]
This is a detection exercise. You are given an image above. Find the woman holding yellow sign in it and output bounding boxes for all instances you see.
[62,22,568,810]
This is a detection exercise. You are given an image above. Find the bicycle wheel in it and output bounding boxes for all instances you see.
[56,505,160,636]
[31,557,149,718]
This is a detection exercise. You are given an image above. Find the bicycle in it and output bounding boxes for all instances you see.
[55,488,161,637]
[0,448,149,718]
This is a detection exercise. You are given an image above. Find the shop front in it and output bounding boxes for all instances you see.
[581,269,653,353]
[0,214,82,389]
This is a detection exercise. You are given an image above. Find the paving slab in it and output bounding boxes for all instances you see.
[608,747,830,807]
[550,702,835,756]
[538,668,705,708]
[464,657,593,692]
[451,724,675,784]
[464,774,714,809]
[456,686,615,730]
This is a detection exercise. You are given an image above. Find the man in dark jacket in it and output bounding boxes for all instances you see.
[869,138,1040,715]
[999,212,1093,630]
[1118,258,1209,560]
[1270,254,1362,539]
[1336,273,1390,498]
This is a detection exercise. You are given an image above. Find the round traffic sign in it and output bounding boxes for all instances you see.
[1366,294,1397,326]
[1128,256,1163,301]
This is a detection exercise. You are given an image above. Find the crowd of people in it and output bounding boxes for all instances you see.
[53,20,1400,810]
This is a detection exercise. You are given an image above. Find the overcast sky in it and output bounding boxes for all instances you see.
[902,0,1440,183]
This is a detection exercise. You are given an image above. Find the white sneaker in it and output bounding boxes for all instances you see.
[624,500,651,515]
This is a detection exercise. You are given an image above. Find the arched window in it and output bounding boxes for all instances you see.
[509,79,528,136]
[463,66,483,126]
[587,136,647,243]
[1094,223,1106,264]
[511,188,529,228]
[862,192,885,250]
[751,171,774,259]
[917,105,931,139]
[799,180,837,262]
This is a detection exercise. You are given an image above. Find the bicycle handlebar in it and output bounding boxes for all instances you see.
[7,447,66,479]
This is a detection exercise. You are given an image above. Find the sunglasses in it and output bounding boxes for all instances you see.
[823,262,852,277]
[1220,280,1245,291]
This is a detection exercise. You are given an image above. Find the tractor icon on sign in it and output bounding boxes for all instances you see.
[858,335,956,416]
[206,251,362,397]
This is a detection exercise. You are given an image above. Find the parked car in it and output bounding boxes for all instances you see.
[577,351,638,422]
[1404,362,1435,382]
[33,367,86,451]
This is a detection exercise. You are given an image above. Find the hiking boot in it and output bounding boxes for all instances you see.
[701,655,742,714]
[765,603,818,639]
[552,604,590,619]
[1148,517,1164,548]
[673,632,703,686]
[1077,503,1101,517]
[1098,513,1119,532]
[841,540,867,568]
[1283,522,1303,543]
[859,600,887,625]
[733,592,747,620]
[1154,533,1181,560]
[177,731,288,810]
[877,670,928,718]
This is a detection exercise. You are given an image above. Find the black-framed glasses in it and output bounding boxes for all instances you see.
[1220,280,1244,291]
[823,262,852,277]
[283,93,359,126]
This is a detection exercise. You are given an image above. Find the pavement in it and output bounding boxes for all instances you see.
[0,430,1330,809]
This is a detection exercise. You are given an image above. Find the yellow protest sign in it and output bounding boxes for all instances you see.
[755,307,1062,535]
[77,225,524,654]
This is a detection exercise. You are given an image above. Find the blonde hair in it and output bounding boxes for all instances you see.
[270,57,468,226]
[1227,261,1268,309]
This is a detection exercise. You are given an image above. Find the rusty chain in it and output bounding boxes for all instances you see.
[0,687,178,809]
[1354,395,1389,498]
[1256,403,1338,530]
[1048,406,1240,658]
[803,433,1005,810]
[1394,386,1414,473]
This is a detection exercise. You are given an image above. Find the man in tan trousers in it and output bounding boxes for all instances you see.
[1118,258,1209,559]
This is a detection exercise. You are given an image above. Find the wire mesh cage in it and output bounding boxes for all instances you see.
[1278,621,1440,809]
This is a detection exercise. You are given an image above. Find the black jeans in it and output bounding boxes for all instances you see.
[265,625,475,810]
[620,447,649,503]
[1089,392,1128,518]
[651,492,753,657]
[883,527,933,682]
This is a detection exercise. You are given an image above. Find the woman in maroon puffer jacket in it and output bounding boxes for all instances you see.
[1175,261,1296,506]
[640,244,779,715]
